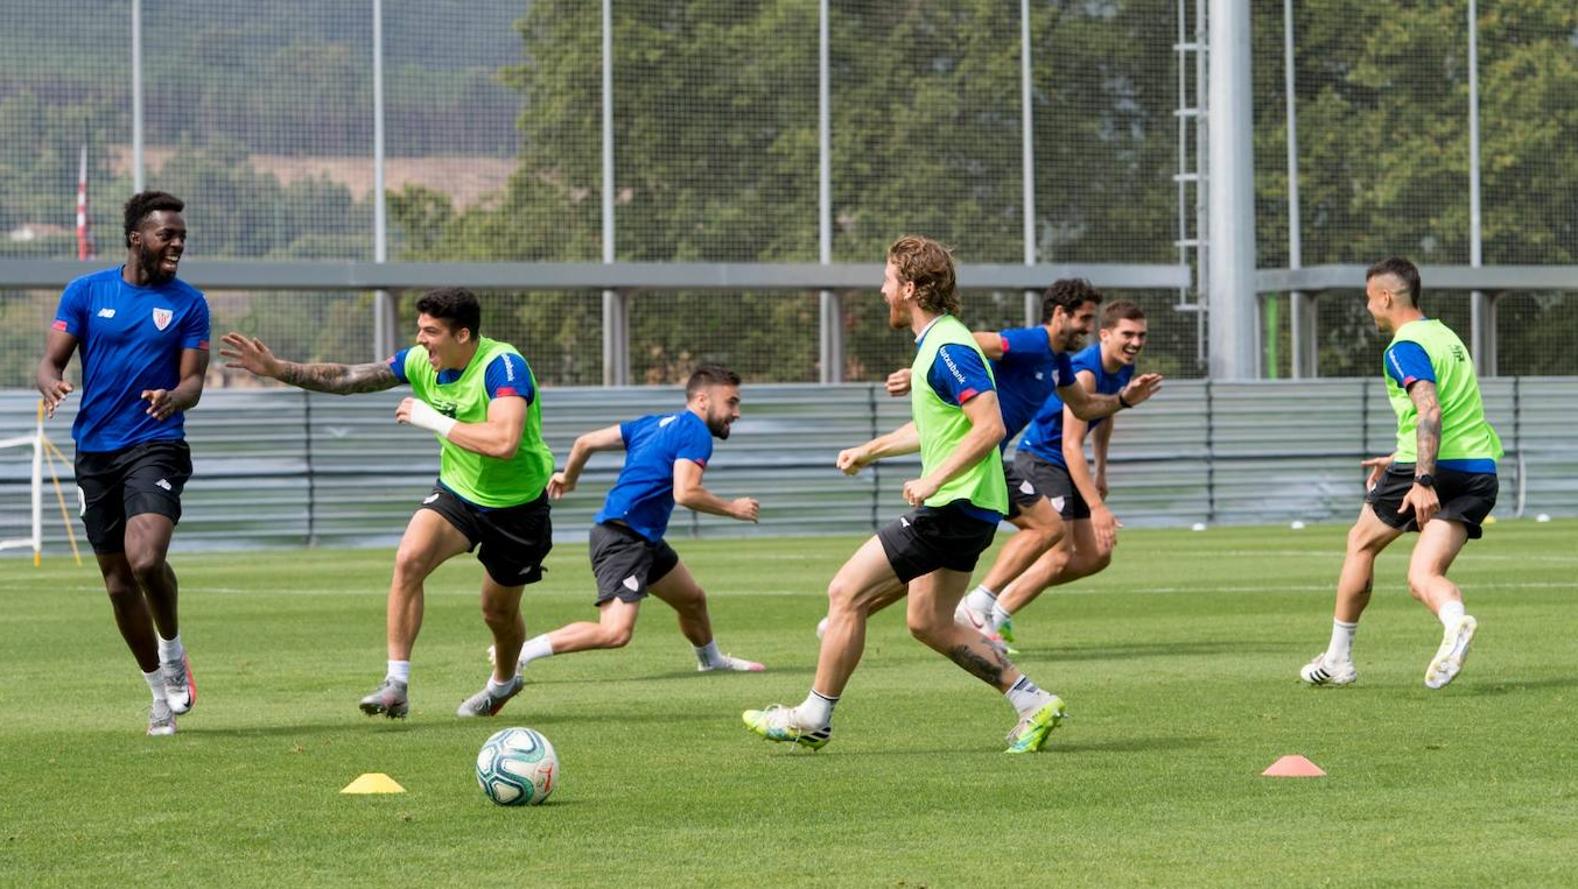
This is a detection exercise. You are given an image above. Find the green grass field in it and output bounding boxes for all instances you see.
[2,521,1576,888]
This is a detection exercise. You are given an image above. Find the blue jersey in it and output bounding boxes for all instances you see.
[52,267,210,453]
[989,327,1077,445]
[1018,343,1133,465]
[388,348,534,403]
[595,410,715,541]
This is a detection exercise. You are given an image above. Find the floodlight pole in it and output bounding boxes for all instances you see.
[1021,0,1039,328]
[817,0,842,383]
[601,0,629,386]
[1467,0,1493,376]
[131,0,144,193]
[371,0,396,360]
[1207,0,1257,379]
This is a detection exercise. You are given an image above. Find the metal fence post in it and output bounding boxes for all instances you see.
[818,0,843,383]
[601,0,628,386]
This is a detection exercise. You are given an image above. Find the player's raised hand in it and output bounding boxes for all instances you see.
[836,446,870,476]
[219,332,283,378]
[884,368,912,397]
[38,380,73,418]
[1119,372,1164,408]
[546,471,575,500]
[1361,455,1391,491]
[730,497,760,523]
[141,388,180,420]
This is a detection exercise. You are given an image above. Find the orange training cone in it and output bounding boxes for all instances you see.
[1262,755,1326,777]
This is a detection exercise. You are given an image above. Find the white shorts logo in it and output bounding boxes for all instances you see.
[76,485,86,517]
[1051,496,1066,512]
[155,478,172,491]
[152,307,173,330]
[1019,480,1036,495]
[622,575,640,592]
[422,493,440,505]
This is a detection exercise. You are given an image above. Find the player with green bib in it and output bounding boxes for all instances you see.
[743,235,1066,753]
[1300,258,1501,690]
[221,288,554,718]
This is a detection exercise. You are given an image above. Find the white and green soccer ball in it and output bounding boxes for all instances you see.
[476,727,558,806]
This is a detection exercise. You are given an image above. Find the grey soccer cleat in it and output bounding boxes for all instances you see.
[148,698,177,736]
[456,675,524,717]
[359,678,410,719]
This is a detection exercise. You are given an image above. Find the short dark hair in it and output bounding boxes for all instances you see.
[1366,256,1422,308]
[686,364,741,398]
[415,287,482,340]
[123,190,184,247]
[1100,300,1147,329]
[888,235,960,316]
[1041,278,1103,323]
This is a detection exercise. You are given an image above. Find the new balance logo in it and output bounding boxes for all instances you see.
[519,564,537,576]
[659,415,678,427]
[422,493,440,505]
[900,517,911,527]
[97,308,117,318]
[155,478,172,491]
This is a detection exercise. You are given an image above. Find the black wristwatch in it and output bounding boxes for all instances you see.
[1117,392,1133,410]
[1414,473,1436,489]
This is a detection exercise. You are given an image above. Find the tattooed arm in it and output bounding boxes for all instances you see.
[1402,379,1442,525]
[219,333,399,394]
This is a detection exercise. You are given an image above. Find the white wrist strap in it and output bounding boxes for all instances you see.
[408,400,457,437]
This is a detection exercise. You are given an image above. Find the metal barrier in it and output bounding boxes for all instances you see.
[3,379,1574,555]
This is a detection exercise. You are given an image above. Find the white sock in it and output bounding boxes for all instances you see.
[1437,600,1466,630]
[386,659,410,684]
[487,674,519,696]
[157,633,184,663]
[142,668,166,703]
[990,603,1014,632]
[695,640,723,667]
[797,689,838,728]
[1005,675,1052,718]
[965,585,998,616]
[1325,619,1358,663]
[519,634,555,667]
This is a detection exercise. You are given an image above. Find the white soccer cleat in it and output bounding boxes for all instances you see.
[162,653,196,715]
[1299,653,1357,686]
[955,601,991,633]
[1425,615,1477,689]
[147,698,177,736]
[699,653,765,673]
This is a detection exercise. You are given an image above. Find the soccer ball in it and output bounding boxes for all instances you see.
[476,727,558,806]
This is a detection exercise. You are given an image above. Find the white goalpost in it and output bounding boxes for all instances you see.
[0,402,81,567]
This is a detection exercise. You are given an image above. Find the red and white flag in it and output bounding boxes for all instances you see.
[75,144,95,260]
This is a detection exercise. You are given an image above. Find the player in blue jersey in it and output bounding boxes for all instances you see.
[498,365,766,680]
[982,301,1149,643]
[36,191,210,736]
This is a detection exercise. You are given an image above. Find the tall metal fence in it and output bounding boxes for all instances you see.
[4,379,1574,557]
[3,1,1575,388]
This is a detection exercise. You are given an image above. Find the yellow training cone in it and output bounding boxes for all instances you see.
[341,773,406,794]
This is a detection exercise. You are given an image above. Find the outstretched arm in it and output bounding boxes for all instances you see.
[1060,371,1163,421]
[219,332,399,395]
[546,424,624,499]
[836,421,922,476]
[674,459,759,522]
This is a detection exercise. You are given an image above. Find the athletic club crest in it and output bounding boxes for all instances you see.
[152,307,173,330]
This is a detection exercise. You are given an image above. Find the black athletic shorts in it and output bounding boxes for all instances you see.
[1367,464,1498,540]
[1002,457,1044,520]
[876,500,1000,584]
[588,521,680,605]
[419,485,553,586]
[1012,450,1090,520]
[73,439,192,555]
